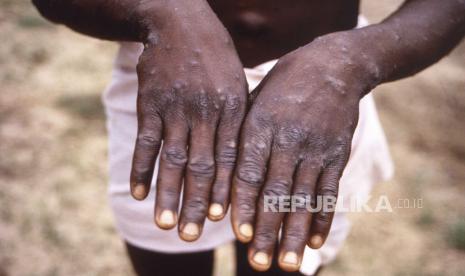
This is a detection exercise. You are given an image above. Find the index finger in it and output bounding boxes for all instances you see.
[129,92,163,200]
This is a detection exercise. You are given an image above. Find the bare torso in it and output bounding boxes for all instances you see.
[207,0,360,67]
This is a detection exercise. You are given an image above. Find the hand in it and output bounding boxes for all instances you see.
[231,31,379,271]
[129,1,248,242]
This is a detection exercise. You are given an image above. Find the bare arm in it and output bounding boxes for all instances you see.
[231,0,465,272]
[33,0,249,242]
[361,0,465,85]
[32,0,163,42]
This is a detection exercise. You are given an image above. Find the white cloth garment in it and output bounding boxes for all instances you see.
[102,16,393,275]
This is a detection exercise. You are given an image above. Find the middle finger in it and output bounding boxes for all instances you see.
[178,119,217,242]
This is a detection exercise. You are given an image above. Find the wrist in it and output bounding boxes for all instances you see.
[135,0,215,44]
[340,28,389,92]
[349,23,408,88]
[302,30,385,99]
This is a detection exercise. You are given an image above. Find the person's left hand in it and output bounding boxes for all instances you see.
[231,31,380,272]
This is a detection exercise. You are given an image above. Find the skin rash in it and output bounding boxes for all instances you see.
[32,0,465,272]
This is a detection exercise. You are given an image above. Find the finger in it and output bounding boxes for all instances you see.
[231,119,272,243]
[209,95,246,221]
[308,159,346,249]
[178,121,218,242]
[278,159,321,272]
[154,120,189,230]
[130,107,163,200]
[248,150,298,271]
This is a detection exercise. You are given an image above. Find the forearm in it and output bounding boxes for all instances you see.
[356,0,465,88]
[32,0,214,43]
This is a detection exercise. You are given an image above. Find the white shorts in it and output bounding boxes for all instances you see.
[102,16,393,275]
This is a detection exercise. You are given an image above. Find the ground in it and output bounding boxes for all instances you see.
[0,0,464,275]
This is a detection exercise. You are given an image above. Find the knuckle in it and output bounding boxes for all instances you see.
[318,184,338,197]
[293,190,312,199]
[263,179,291,197]
[242,135,269,155]
[316,212,332,223]
[131,157,155,181]
[216,143,237,168]
[303,137,326,153]
[158,184,179,198]
[274,127,304,150]
[212,184,228,196]
[131,165,152,179]
[292,191,313,212]
[224,95,245,115]
[247,111,272,131]
[285,227,307,242]
[139,100,163,117]
[254,229,277,244]
[237,201,256,217]
[185,198,207,210]
[165,105,187,121]
[137,133,161,149]
[187,158,215,179]
[183,198,208,217]
[162,146,188,168]
[326,147,350,166]
[236,163,264,187]
[192,92,215,120]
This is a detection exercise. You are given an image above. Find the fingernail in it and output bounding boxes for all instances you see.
[181,223,200,241]
[253,252,269,266]
[282,252,299,265]
[133,184,146,200]
[208,203,224,219]
[158,210,176,228]
[239,224,253,239]
[310,234,324,248]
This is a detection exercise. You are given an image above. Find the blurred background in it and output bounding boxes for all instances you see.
[1,0,464,275]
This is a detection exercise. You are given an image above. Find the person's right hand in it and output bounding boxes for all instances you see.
[129,1,248,242]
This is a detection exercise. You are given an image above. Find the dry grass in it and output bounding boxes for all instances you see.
[0,0,464,275]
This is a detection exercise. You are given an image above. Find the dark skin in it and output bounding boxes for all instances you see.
[33,0,465,272]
